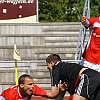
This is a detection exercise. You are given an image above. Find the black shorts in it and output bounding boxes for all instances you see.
[75,69,100,100]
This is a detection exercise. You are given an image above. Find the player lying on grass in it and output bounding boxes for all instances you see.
[0,74,67,100]
[46,54,100,100]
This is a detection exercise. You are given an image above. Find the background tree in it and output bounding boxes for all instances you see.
[90,0,100,17]
[39,0,68,22]
[39,0,99,22]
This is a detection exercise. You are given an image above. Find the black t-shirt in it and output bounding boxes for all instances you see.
[50,61,82,94]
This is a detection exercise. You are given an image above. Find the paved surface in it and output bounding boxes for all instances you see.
[31,96,69,100]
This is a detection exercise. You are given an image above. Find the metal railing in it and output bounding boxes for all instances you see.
[75,0,90,63]
[0,60,46,75]
[0,60,81,73]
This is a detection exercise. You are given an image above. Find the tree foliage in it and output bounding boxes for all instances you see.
[90,0,100,17]
[38,0,100,22]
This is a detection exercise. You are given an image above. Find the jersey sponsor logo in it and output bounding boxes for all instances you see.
[94,22,100,28]
[93,33,100,38]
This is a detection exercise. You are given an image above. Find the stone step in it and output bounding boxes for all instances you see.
[0,22,80,35]
[0,31,87,38]
[0,35,79,47]
[45,37,78,42]
[42,23,80,32]
[0,69,50,80]
[0,54,75,60]
[0,33,78,37]
[43,32,79,36]
[0,42,78,60]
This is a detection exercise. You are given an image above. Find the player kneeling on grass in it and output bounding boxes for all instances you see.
[46,54,100,100]
[0,74,67,100]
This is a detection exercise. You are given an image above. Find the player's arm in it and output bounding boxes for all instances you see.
[81,16,89,28]
[45,80,67,99]
[32,81,67,99]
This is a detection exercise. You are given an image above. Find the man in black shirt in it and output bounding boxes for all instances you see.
[46,54,100,100]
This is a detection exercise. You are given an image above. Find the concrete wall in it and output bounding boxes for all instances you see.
[0,22,81,60]
[0,22,88,94]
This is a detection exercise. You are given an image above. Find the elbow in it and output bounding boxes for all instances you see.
[46,92,59,99]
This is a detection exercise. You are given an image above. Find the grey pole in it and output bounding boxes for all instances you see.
[36,0,39,22]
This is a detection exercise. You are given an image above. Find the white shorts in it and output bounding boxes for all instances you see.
[0,96,5,100]
[82,59,100,73]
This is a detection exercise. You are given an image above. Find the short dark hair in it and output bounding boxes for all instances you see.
[18,74,33,85]
[98,4,100,15]
[46,54,61,64]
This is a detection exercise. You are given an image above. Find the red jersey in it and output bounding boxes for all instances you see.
[0,85,46,100]
[82,17,100,64]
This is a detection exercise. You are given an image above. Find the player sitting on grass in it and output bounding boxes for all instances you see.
[0,74,67,100]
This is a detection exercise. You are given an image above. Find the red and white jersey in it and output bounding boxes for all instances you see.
[0,85,46,100]
[82,17,100,64]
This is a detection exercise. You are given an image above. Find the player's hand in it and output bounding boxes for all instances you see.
[59,80,68,91]
[81,16,86,23]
